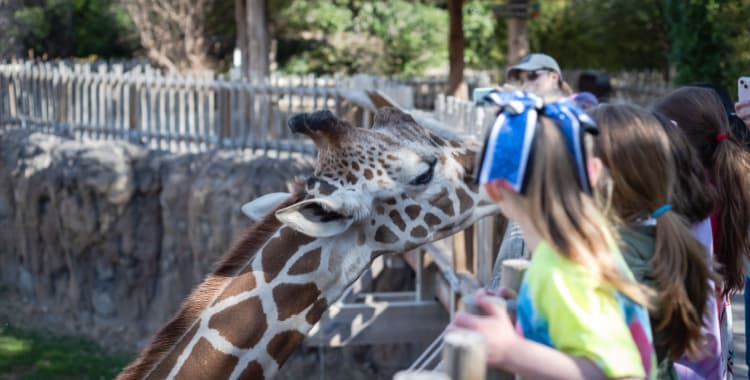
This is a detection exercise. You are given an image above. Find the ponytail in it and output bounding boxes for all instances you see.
[712,138,750,296]
[651,209,716,359]
[654,86,750,296]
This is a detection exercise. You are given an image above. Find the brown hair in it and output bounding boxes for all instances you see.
[654,87,750,296]
[653,112,715,224]
[505,116,650,306]
[589,104,717,359]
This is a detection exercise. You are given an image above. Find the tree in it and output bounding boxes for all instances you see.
[123,0,233,73]
[235,0,270,81]
[529,0,669,74]
[447,0,468,99]
[665,0,750,92]
[6,0,136,60]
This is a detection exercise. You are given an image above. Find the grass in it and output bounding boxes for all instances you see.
[0,324,131,380]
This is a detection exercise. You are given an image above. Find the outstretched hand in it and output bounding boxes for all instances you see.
[451,291,521,368]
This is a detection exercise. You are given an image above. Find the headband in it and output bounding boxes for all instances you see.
[475,90,598,194]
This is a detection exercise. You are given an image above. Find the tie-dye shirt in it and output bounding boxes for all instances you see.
[516,241,656,379]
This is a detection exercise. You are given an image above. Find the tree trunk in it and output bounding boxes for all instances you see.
[234,0,249,78]
[507,0,529,66]
[238,0,270,82]
[447,0,467,100]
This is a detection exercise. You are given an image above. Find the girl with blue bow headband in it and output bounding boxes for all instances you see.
[454,91,656,379]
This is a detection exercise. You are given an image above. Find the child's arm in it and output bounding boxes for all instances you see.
[452,293,640,380]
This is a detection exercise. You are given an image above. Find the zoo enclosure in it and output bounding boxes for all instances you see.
[0,62,415,155]
[0,61,672,157]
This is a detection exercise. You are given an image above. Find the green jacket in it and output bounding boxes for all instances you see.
[618,225,677,380]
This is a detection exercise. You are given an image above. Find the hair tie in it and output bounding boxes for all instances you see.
[716,133,728,142]
[651,204,672,218]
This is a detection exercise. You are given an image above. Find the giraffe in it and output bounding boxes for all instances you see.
[116,107,500,380]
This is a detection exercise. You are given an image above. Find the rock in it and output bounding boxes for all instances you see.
[0,128,313,351]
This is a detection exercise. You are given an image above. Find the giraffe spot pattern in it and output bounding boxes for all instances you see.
[145,323,200,380]
[174,337,238,380]
[384,197,398,205]
[405,205,421,220]
[306,298,328,325]
[346,172,358,184]
[424,212,442,228]
[273,283,321,321]
[374,225,399,244]
[212,271,256,305]
[456,187,474,214]
[237,361,264,380]
[208,296,267,349]
[262,228,315,283]
[288,248,322,275]
[411,226,428,238]
[267,330,306,366]
[433,189,454,217]
[389,210,407,231]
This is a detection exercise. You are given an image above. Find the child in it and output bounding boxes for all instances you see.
[588,104,718,379]
[654,86,750,379]
[453,91,655,379]
[659,114,722,380]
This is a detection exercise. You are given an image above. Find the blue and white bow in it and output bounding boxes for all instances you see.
[475,90,598,194]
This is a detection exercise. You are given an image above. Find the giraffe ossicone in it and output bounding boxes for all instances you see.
[117,107,500,380]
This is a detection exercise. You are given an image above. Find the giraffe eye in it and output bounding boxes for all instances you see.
[410,159,437,186]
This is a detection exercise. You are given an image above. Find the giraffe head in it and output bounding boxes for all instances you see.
[246,107,499,257]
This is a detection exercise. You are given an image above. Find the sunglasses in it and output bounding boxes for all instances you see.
[509,70,550,83]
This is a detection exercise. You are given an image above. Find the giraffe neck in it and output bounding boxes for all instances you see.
[138,224,371,380]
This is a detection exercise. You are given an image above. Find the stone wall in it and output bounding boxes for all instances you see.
[0,127,314,351]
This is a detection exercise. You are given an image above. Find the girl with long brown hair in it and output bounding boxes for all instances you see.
[589,104,718,379]
[658,114,723,380]
[453,92,655,379]
[654,86,750,379]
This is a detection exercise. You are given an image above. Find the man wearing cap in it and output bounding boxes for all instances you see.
[505,53,572,98]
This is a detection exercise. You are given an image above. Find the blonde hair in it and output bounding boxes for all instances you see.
[654,87,750,296]
[506,116,651,306]
[589,104,718,359]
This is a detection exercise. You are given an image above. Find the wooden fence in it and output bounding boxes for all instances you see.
[0,62,414,155]
[0,61,673,157]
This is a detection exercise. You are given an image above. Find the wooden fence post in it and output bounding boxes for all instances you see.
[443,329,486,380]
[394,370,450,380]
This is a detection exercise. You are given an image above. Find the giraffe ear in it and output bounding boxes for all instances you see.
[275,198,354,238]
[241,192,292,221]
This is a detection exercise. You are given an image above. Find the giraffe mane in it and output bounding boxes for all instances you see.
[116,188,306,380]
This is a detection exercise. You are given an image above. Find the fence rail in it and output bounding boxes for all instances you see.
[0,61,675,156]
[0,63,416,155]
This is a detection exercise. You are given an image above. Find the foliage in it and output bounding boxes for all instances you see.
[666,0,750,94]
[529,0,669,73]
[9,0,137,59]
[274,0,503,76]
[463,0,507,71]
[0,324,130,380]
[275,0,449,77]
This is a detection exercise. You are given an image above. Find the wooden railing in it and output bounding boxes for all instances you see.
[0,63,414,155]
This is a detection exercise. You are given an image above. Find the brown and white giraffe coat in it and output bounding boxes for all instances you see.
[117,108,499,380]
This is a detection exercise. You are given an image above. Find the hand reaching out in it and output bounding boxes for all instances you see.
[451,291,521,368]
